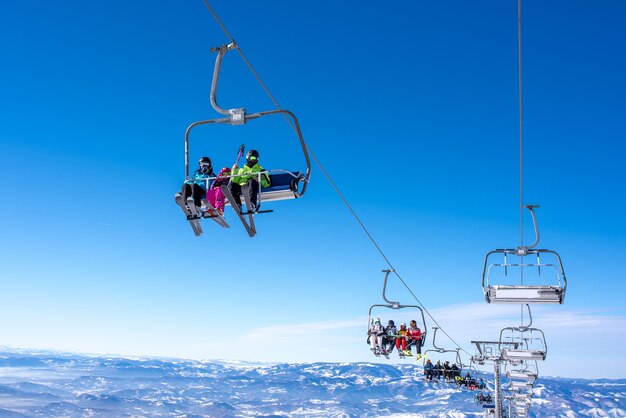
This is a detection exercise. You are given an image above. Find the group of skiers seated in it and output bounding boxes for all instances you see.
[423,359,461,382]
[424,360,487,390]
[475,392,493,405]
[367,318,423,358]
[177,150,270,215]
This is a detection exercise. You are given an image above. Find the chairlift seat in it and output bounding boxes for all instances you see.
[485,285,564,304]
[260,171,303,202]
[501,348,546,361]
[507,370,538,381]
[510,381,534,389]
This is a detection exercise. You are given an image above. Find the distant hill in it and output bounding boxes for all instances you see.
[0,350,623,417]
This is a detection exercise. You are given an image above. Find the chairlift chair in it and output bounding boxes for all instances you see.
[499,308,548,361]
[482,206,567,304]
[499,329,547,362]
[367,270,428,358]
[511,397,532,406]
[422,327,464,381]
[179,43,311,237]
[512,393,532,400]
[510,381,534,390]
[506,360,539,383]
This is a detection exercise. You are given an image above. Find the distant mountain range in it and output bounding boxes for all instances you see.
[0,350,623,417]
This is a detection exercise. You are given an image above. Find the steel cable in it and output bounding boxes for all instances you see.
[199,0,472,358]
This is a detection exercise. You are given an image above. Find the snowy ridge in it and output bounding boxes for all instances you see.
[0,351,623,417]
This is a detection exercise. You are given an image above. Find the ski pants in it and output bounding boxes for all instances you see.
[383,336,395,353]
[206,187,226,211]
[406,339,422,355]
[396,337,407,351]
[229,178,260,210]
[370,334,383,350]
[181,183,206,207]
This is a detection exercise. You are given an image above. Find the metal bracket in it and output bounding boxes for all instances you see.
[516,204,541,256]
[381,269,400,308]
[209,43,247,122]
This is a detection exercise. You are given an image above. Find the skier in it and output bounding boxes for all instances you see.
[177,156,215,208]
[229,149,270,212]
[395,323,408,355]
[434,360,443,381]
[443,361,452,381]
[206,167,231,215]
[405,320,423,358]
[450,363,461,381]
[367,318,385,354]
[424,359,435,381]
[383,320,397,354]
[464,372,477,390]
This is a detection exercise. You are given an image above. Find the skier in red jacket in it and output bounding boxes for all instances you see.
[405,320,423,359]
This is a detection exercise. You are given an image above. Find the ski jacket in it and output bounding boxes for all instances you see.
[385,325,398,337]
[231,163,271,188]
[406,326,422,341]
[185,169,214,191]
[424,361,434,371]
[368,323,385,336]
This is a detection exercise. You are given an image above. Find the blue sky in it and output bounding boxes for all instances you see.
[1,1,625,378]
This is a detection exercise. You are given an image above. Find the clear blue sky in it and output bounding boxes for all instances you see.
[1,1,624,378]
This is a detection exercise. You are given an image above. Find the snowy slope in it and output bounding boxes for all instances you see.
[0,351,623,417]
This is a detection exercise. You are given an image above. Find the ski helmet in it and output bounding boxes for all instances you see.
[374,318,381,324]
[218,167,231,177]
[388,320,395,326]
[245,149,259,167]
[400,322,406,328]
[199,156,212,172]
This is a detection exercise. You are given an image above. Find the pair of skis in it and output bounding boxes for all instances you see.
[175,194,230,237]
[371,346,390,359]
[220,183,273,238]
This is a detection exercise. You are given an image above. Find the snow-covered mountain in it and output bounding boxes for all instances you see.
[0,350,623,417]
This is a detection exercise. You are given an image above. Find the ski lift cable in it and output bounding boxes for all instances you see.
[518,0,524,254]
[518,0,526,328]
[199,0,471,358]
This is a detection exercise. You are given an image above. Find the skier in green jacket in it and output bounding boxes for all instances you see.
[229,149,271,212]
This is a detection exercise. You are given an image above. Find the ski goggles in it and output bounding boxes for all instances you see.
[247,155,258,161]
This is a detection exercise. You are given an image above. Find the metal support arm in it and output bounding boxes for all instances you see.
[516,205,540,256]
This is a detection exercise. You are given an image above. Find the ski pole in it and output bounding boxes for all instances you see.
[235,144,245,166]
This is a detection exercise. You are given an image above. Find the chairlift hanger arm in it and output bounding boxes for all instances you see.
[521,304,533,329]
[210,43,240,116]
[209,42,311,181]
[517,205,540,255]
[430,326,460,356]
[381,269,399,307]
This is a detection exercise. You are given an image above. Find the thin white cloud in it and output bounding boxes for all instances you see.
[239,318,365,343]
